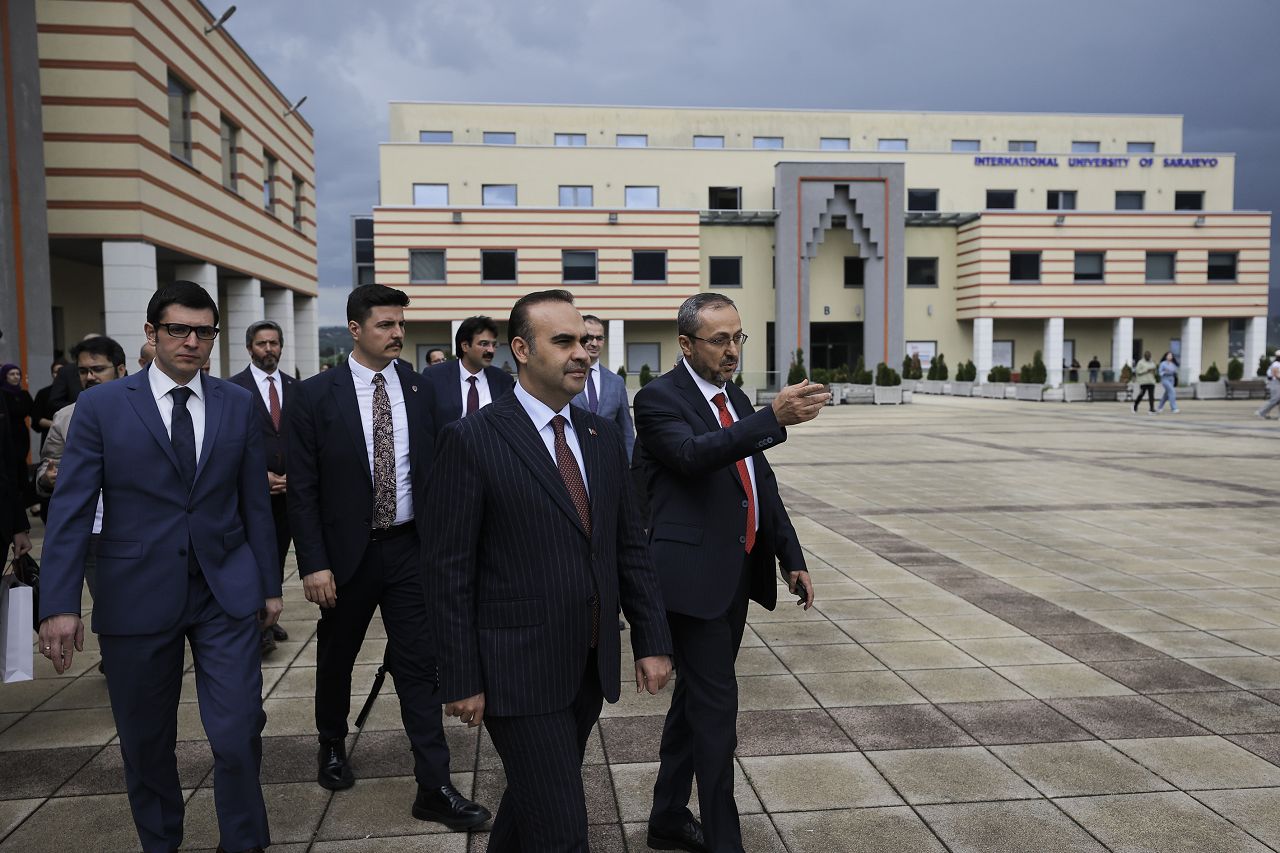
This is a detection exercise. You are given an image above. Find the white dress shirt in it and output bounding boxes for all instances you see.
[348,355,413,525]
[514,381,588,495]
[248,362,283,415]
[460,364,493,415]
[148,363,206,461]
[683,359,759,528]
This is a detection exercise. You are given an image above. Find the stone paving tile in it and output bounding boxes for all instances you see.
[1127,631,1259,659]
[1039,632,1170,662]
[1226,733,1280,766]
[0,800,41,845]
[918,800,1108,853]
[796,670,927,707]
[867,745,1040,804]
[1148,691,1280,735]
[608,760,760,823]
[830,703,977,751]
[990,741,1175,797]
[316,774,468,840]
[899,668,1033,704]
[772,806,947,853]
[833,617,940,643]
[1108,735,1280,789]
[1191,788,1280,849]
[992,663,1134,699]
[1048,696,1211,739]
[740,752,902,810]
[769,642,885,673]
[1090,659,1236,693]
[1184,656,1280,690]
[597,714,664,764]
[733,709,857,756]
[861,640,984,670]
[183,781,329,847]
[937,700,1093,745]
[56,741,212,796]
[952,636,1076,666]
[1210,628,1280,655]
[0,745,101,799]
[0,792,143,852]
[1056,791,1274,853]
[0,707,120,751]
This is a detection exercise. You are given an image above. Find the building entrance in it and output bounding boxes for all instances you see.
[810,322,863,371]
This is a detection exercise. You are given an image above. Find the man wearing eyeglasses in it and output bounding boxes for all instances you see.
[38,281,281,853]
[570,314,635,460]
[634,292,828,853]
[423,315,515,427]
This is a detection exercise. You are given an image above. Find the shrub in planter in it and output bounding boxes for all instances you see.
[957,360,977,382]
[1228,357,1244,381]
[987,365,1012,383]
[788,349,808,384]
[639,364,654,386]
[1119,364,1133,382]
[734,372,744,387]
[934,354,948,380]
[851,355,873,385]
[875,362,902,386]
[832,363,851,383]
[910,353,923,380]
[902,356,913,380]
[1199,362,1221,382]
[1019,350,1047,384]
[616,365,627,379]
[811,367,833,385]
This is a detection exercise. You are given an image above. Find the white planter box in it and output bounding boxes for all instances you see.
[1062,383,1088,402]
[873,385,903,405]
[901,390,913,403]
[1042,387,1065,402]
[846,384,874,404]
[980,382,1007,399]
[1195,379,1226,400]
[1005,386,1019,399]
[1015,384,1043,401]
[950,381,975,397]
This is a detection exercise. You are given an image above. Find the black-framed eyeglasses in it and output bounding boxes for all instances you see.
[688,332,748,348]
[158,323,220,341]
[584,335,606,343]
[77,364,117,377]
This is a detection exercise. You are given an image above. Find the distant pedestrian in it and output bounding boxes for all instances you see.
[1133,351,1157,414]
[425,347,447,367]
[31,362,64,449]
[1068,357,1080,383]
[0,363,33,494]
[1256,349,1280,419]
[1156,351,1180,414]
[1088,356,1101,383]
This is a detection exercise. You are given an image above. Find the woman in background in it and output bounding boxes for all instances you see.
[1156,351,1181,414]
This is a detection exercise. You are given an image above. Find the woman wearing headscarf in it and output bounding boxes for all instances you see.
[0,363,34,499]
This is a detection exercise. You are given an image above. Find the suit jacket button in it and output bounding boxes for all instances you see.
[738,535,746,544]
[741,500,749,508]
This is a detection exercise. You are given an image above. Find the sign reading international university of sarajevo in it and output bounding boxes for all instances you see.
[973,156,1219,168]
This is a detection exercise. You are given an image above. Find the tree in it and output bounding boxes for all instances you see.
[1227,357,1244,381]
[851,355,872,384]
[788,349,808,385]
[1199,362,1221,382]
[639,364,654,386]
[616,364,627,379]
[934,353,949,381]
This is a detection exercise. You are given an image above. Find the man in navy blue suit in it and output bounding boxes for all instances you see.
[38,281,281,853]
[570,314,635,460]
[424,290,672,851]
[421,315,514,426]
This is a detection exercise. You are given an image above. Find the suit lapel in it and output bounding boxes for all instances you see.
[488,393,589,538]
[675,360,747,494]
[572,406,606,536]
[396,361,424,474]
[124,367,181,476]
[332,363,373,488]
[194,373,222,485]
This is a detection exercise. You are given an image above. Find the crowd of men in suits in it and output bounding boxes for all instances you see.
[24,281,830,853]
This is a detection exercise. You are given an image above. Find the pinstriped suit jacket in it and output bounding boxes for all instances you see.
[422,390,672,717]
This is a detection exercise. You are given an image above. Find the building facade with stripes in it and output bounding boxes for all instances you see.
[6,0,319,379]
[373,102,1269,387]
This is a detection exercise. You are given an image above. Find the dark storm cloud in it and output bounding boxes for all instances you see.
[218,0,1280,324]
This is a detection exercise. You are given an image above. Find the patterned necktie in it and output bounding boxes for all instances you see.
[465,375,479,416]
[371,373,396,529]
[712,392,756,554]
[551,415,597,646]
[169,386,197,489]
[267,375,281,432]
[586,367,599,413]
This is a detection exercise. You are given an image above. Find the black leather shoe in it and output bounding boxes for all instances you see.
[270,623,289,641]
[317,739,354,790]
[412,782,491,830]
[259,629,277,656]
[647,816,708,852]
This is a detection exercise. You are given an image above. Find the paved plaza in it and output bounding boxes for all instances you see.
[3,395,1280,852]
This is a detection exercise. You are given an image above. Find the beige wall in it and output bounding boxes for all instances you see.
[49,255,104,344]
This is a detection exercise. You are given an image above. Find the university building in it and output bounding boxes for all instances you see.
[0,0,319,381]
[368,101,1270,388]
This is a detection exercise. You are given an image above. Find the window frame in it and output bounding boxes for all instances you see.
[820,137,850,151]
[753,136,784,149]
[1115,190,1145,211]
[1073,251,1105,283]
[553,133,587,147]
[615,134,647,148]
[219,118,238,192]
[692,135,725,148]
[1145,251,1176,283]
[624,186,659,208]
[844,256,865,288]
[906,257,939,287]
[632,250,667,284]
[1047,190,1077,210]
[1174,191,1205,211]
[292,174,304,231]
[481,249,518,284]
[707,186,742,210]
[951,139,981,152]
[561,250,598,284]
[907,189,939,212]
[262,153,277,212]
[877,138,908,151]
[481,184,518,206]
[708,256,743,288]
[1127,141,1155,153]
[1009,251,1042,283]
[482,131,516,145]
[1207,252,1238,282]
[986,189,1017,209]
[412,183,449,206]
[557,185,594,207]
[1071,140,1100,153]
[1007,140,1037,152]
[408,249,447,285]
[167,73,193,163]
[418,130,453,144]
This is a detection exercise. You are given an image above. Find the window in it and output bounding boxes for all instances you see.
[558,185,593,207]
[292,174,304,230]
[693,135,724,148]
[1146,252,1175,281]
[907,257,938,287]
[482,184,517,206]
[219,119,238,191]
[907,189,938,212]
[986,189,1016,209]
[1207,252,1238,281]
[353,216,374,287]
[627,342,660,374]
[625,186,659,208]
[1175,191,1204,211]
[263,154,277,211]
[1071,141,1100,153]
[357,266,375,286]
[1009,252,1041,282]
[412,183,448,206]
[878,138,908,151]
[1008,140,1037,152]
[483,131,516,145]
[419,130,452,144]
[554,133,586,146]
[820,137,850,150]
[1127,141,1155,153]
[844,257,864,287]
[633,250,667,283]
[409,250,446,284]
[1047,190,1077,210]
[481,250,517,283]
[951,139,981,152]
[561,251,597,283]
[167,73,192,161]
[1115,191,1145,210]
[1074,252,1104,282]
[707,187,741,210]
[616,134,647,147]
[753,136,783,149]
[709,257,742,287]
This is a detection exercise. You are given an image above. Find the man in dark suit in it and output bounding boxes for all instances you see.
[229,320,295,653]
[38,282,281,853]
[570,314,635,460]
[424,289,673,851]
[421,315,514,426]
[634,292,828,853]
[287,284,489,830]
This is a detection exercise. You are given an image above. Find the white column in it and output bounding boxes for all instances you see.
[293,293,319,378]
[1112,317,1134,376]
[972,317,993,382]
[224,277,262,373]
[1244,316,1267,378]
[1043,317,1064,388]
[174,261,221,376]
[450,320,463,358]
[263,288,296,378]
[1180,316,1202,385]
[607,319,625,371]
[102,241,157,370]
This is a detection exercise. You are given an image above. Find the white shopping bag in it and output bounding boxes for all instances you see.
[1,572,34,683]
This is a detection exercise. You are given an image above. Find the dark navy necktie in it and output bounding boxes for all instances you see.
[170,386,197,489]
[586,367,599,413]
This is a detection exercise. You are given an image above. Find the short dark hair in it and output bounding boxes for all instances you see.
[147,281,219,327]
[582,314,604,328]
[71,335,126,369]
[677,292,736,337]
[347,283,409,324]
[425,347,446,361]
[455,315,499,356]
[508,290,575,350]
[245,319,283,348]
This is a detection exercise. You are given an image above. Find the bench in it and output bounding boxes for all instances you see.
[1226,379,1268,400]
[1086,382,1133,402]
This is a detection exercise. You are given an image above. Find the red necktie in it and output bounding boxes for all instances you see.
[267,375,281,432]
[551,415,597,646]
[466,375,479,416]
[712,392,756,554]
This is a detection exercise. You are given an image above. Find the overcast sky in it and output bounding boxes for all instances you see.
[222,0,1280,326]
